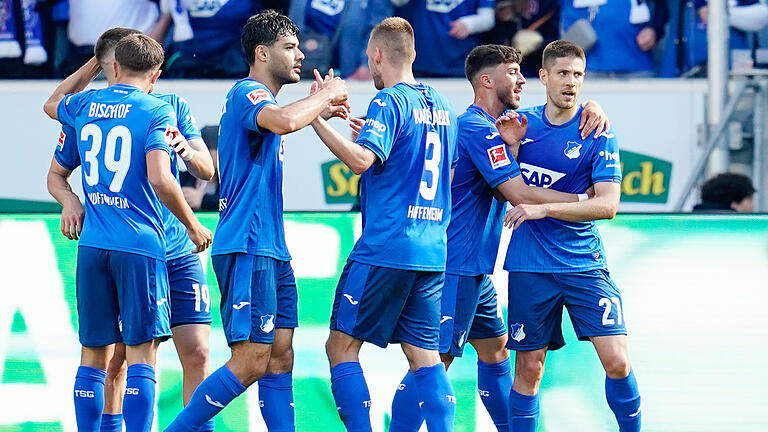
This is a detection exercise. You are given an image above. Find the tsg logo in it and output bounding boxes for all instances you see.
[74,390,95,398]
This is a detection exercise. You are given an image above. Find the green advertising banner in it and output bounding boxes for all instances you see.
[0,214,766,432]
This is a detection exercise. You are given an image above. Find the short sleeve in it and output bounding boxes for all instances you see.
[53,125,81,170]
[57,93,82,128]
[465,124,521,188]
[146,104,176,156]
[356,92,401,162]
[175,97,202,140]
[450,115,460,168]
[234,82,278,133]
[591,130,622,184]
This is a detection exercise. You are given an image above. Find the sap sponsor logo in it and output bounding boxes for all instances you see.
[510,323,526,342]
[74,390,95,398]
[205,394,225,408]
[478,389,490,397]
[260,314,275,333]
[487,144,511,169]
[343,294,359,305]
[364,118,386,137]
[440,315,453,324]
[373,98,387,107]
[126,388,140,395]
[564,141,582,159]
[218,197,228,211]
[246,88,271,105]
[233,301,250,310]
[485,131,500,140]
[520,163,566,188]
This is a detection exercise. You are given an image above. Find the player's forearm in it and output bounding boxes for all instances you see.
[541,196,618,222]
[43,57,101,119]
[514,186,579,206]
[312,117,373,175]
[183,138,215,181]
[47,171,81,208]
[150,172,200,228]
[265,90,335,135]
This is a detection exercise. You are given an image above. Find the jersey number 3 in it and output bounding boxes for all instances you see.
[419,131,442,201]
[81,124,132,192]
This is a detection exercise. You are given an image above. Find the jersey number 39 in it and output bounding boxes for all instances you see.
[81,124,132,192]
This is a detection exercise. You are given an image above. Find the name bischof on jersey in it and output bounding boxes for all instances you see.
[88,192,130,209]
[407,205,444,221]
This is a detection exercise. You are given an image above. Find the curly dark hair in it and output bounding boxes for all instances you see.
[701,173,755,205]
[241,9,298,66]
[465,44,522,84]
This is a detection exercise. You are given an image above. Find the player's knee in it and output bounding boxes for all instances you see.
[325,333,359,366]
[603,355,631,379]
[228,343,271,386]
[105,356,127,383]
[179,343,210,373]
[268,344,294,373]
[516,355,545,384]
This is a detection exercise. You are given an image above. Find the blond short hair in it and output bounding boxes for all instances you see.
[369,17,415,64]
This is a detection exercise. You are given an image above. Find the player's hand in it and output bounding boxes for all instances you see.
[636,27,657,52]
[349,117,365,141]
[312,81,350,120]
[166,126,196,161]
[187,222,212,253]
[503,204,548,230]
[60,199,84,240]
[579,101,610,139]
[449,20,470,39]
[313,68,349,105]
[495,112,528,145]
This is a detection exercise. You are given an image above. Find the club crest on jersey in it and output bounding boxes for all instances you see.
[260,314,275,333]
[57,130,66,150]
[510,323,526,342]
[247,88,271,105]
[487,144,511,169]
[564,141,582,159]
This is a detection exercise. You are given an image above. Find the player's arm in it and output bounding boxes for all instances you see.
[43,57,101,120]
[504,181,619,228]
[496,176,583,206]
[312,117,377,175]
[169,134,215,181]
[257,71,348,135]
[46,158,84,240]
[146,149,212,252]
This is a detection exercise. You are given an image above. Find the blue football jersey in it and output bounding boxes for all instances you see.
[211,78,290,261]
[397,0,494,77]
[54,125,79,170]
[56,84,177,260]
[447,105,521,276]
[152,92,202,261]
[350,82,458,271]
[504,105,622,273]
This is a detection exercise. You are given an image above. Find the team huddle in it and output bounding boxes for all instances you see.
[43,9,641,432]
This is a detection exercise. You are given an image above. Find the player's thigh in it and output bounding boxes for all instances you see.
[168,253,212,328]
[507,272,566,351]
[591,334,631,378]
[559,269,627,341]
[468,275,507,348]
[329,261,413,348]
[111,251,172,347]
[440,274,483,357]
[275,260,298,330]
[171,324,211,368]
[76,246,121,348]
[212,253,279,345]
[393,270,444,351]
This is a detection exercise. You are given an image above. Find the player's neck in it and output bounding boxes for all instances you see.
[544,102,579,126]
[114,75,151,93]
[382,67,417,89]
[473,94,506,119]
[248,69,282,96]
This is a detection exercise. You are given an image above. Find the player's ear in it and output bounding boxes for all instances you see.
[538,67,547,85]
[151,68,161,84]
[255,45,269,63]
[112,61,119,79]
[479,72,492,89]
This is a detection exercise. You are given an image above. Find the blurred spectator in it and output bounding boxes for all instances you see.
[560,0,669,77]
[396,0,496,77]
[163,0,261,78]
[289,0,391,79]
[181,125,220,211]
[0,0,57,78]
[486,0,559,76]
[59,0,163,76]
[693,172,756,212]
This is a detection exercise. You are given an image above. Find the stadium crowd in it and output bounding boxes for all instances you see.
[3,0,768,79]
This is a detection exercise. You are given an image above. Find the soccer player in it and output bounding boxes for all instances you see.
[54,27,217,432]
[389,44,609,432]
[43,34,212,432]
[501,40,641,432]
[310,17,458,432]
[164,10,349,431]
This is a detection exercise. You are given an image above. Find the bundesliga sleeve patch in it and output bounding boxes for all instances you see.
[246,88,271,105]
[487,144,511,169]
[57,130,66,150]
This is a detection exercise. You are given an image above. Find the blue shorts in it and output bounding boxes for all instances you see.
[439,274,506,357]
[168,253,212,328]
[212,253,298,345]
[76,246,171,347]
[507,269,627,351]
[330,260,444,350]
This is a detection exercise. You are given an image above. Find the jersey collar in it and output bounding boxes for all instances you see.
[468,104,497,124]
[541,105,583,129]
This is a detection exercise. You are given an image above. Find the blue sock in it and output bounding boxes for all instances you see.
[99,413,123,432]
[123,364,156,432]
[165,365,246,432]
[389,371,423,432]
[413,364,455,432]
[199,418,215,432]
[258,373,295,432]
[74,366,106,432]
[330,362,372,432]
[605,369,641,432]
[509,388,538,432]
[478,359,512,432]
